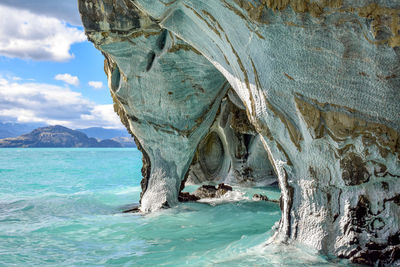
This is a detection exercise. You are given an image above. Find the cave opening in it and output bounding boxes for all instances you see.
[178,91,280,206]
[73,0,400,265]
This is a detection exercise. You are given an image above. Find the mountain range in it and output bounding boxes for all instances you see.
[0,125,136,148]
[0,122,46,139]
[76,127,130,140]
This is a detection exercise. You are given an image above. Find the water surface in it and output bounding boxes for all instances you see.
[0,148,349,266]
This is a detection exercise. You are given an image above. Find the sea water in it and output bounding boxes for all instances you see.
[0,148,350,266]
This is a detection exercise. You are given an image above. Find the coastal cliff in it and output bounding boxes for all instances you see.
[78,1,400,265]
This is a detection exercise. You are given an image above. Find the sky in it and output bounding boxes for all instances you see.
[0,1,124,129]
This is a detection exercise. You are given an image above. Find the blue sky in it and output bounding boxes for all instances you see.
[0,1,123,129]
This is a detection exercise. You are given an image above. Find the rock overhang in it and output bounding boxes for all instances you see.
[79,1,400,265]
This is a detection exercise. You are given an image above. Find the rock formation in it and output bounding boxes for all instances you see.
[78,0,400,265]
[191,183,233,199]
[253,193,279,203]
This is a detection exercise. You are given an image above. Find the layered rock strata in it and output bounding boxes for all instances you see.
[79,0,400,265]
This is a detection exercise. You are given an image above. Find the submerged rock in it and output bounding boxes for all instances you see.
[253,194,269,201]
[192,183,233,199]
[193,185,218,199]
[253,194,279,203]
[79,0,400,265]
[216,183,232,193]
[122,205,140,213]
[215,183,233,198]
[178,192,200,202]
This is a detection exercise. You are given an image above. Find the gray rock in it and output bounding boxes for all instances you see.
[79,1,400,265]
[193,185,218,199]
[253,194,279,203]
[192,183,233,199]
[253,194,269,201]
[178,192,200,202]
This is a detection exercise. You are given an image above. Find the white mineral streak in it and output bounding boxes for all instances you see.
[140,168,177,211]
[79,0,400,265]
[197,190,249,204]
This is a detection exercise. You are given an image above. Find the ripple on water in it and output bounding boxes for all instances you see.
[0,149,352,266]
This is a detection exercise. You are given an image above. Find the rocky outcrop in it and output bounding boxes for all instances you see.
[191,183,233,199]
[253,193,279,203]
[79,0,400,265]
[178,191,200,202]
[178,183,233,201]
[78,0,273,211]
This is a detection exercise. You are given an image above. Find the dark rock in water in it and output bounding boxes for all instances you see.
[216,183,233,198]
[253,194,279,203]
[351,244,400,266]
[253,194,269,201]
[178,192,200,202]
[193,183,233,199]
[217,183,232,191]
[193,185,217,199]
[122,205,140,213]
[348,231,400,265]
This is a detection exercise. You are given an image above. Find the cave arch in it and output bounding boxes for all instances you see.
[186,96,277,187]
[79,0,400,265]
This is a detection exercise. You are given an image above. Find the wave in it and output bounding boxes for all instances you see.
[114,186,141,195]
[197,190,249,205]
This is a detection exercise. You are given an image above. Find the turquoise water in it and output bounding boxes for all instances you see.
[0,148,347,266]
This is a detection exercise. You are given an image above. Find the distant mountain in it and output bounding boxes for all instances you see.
[111,137,136,147]
[76,127,130,140]
[0,125,123,148]
[0,122,46,139]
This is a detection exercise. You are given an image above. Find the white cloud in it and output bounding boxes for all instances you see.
[0,5,86,61]
[88,81,104,89]
[80,105,120,127]
[0,0,82,26]
[0,77,123,129]
[55,73,80,86]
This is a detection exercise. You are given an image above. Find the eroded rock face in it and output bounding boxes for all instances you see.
[79,0,231,212]
[79,0,400,265]
[187,92,276,186]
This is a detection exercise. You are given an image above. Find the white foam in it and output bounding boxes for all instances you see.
[197,190,249,205]
[115,186,141,195]
[210,239,338,266]
[140,168,179,212]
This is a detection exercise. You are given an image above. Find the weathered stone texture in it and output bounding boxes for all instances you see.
[79,0,400,265]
